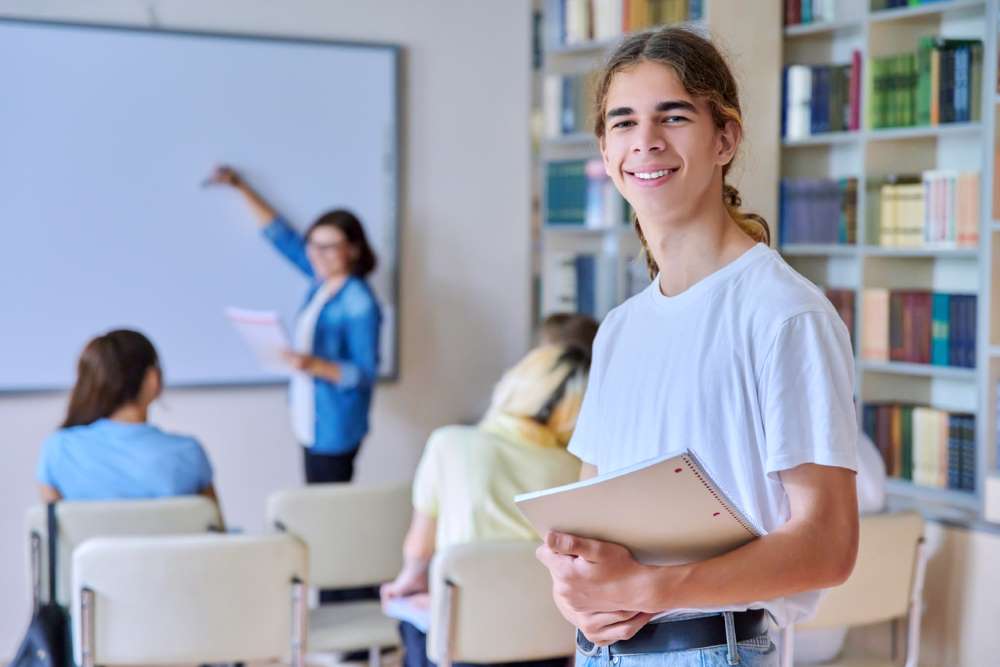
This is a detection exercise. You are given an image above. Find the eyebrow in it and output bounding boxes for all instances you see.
[606,100,699,118]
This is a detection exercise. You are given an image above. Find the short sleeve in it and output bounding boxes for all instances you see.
[412,429,445,517]
[36,433,61,487]
[759,310,858,477]
[190,439,214,490]
[566,323,610,467]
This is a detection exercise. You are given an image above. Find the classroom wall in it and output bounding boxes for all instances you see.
[0,0,532,656]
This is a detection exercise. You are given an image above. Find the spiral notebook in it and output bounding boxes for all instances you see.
[514,450,763,565]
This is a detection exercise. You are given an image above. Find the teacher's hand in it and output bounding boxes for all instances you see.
[283,350,315,373]
[204,164,243,188]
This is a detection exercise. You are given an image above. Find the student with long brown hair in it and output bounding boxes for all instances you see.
[534,27,859,666]
[37,329,217,503]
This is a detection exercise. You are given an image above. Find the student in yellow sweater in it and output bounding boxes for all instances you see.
[381,343,592,667]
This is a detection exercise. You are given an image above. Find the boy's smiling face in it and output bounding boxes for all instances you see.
[599,60,738,227]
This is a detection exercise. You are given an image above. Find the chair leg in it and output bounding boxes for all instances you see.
[368,646,381,667]
[81,587,95,667]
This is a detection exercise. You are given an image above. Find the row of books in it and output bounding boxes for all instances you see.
[869,38,983,129]
[871,0,953,10]
[826,288,856,348]
[543,0,702,48]
[782,55,862,139]
[546,159,631,228]
[862,403,976,492]
[873,172,980,248]
[783,0,836,26]
[778,177,858,245]
[544,252,600,317]
[543,73,595,137]
[861,290,976,368]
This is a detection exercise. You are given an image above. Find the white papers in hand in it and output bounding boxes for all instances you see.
[225,307,292,374]
[382,594,430,633]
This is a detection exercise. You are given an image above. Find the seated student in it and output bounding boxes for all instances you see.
[538,312,599,352]
[794,429,888,664]
[381,344,590,667]
[37,329,218,506]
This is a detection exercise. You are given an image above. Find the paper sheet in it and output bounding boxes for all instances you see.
[225,307,292,375]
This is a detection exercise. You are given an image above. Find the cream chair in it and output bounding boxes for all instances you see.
[427,541,576,667]
[27,495,222,607]
[783,511,927,667]
[73,533,307,667]
[266,483,411,665]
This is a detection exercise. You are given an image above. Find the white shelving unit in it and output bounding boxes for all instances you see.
[533,1,783,323]
[780,0,999,523]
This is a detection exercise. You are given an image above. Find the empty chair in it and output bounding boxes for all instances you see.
[784,511,927,667]
[427,541,575,667]
[26,495,222,607]
[72,533,307,667]
[267,482,411,663]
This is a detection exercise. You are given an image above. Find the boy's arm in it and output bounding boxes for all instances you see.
[538,462,859,645]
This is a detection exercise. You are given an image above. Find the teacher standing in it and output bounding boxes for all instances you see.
[208,165,382,484]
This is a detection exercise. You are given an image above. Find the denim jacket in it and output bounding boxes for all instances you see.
[263,217,382,454]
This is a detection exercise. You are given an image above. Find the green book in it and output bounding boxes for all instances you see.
[932,293,951,365]
[971,43,983,121]
[901,405,914,481]
[916,37,935,126]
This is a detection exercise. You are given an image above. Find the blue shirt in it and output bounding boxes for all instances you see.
[36,419,213,500]
[262,217,382,454]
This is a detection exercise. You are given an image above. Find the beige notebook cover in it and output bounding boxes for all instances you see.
[515,450,762,565]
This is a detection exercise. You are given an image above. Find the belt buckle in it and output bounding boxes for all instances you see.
[576,629,601,657]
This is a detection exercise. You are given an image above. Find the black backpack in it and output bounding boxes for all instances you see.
[11,503,72,667]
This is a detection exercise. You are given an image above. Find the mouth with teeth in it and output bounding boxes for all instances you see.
[625,167,679,186]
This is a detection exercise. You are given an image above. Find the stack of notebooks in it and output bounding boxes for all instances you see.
[782,54,862,139]
[872,172,980,248]
[516,451,762,565]
[543,0,703,48]
[869,38,983,130]
[863,403,976,492]
[783,0,836,26]
[779,177,857,244]
[546,159,631,228]
[860,290,976,368]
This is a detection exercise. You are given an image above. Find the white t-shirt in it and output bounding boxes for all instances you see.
[567,242,858,628]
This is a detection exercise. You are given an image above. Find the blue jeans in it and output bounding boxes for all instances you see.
[574,634,777,667]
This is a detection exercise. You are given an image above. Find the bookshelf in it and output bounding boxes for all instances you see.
[780,0,1000,523]
[533,0,781,322]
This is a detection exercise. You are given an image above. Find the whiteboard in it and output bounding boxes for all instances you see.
[0,19,400,391]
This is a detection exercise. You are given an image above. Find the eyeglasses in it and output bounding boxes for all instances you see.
[307,240,347,254]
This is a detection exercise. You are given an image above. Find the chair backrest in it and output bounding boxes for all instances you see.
[26,496,222,606]
[798,511,925,630]
[427,541,575,665]
[266,482,410,588]
[72,533,307,666]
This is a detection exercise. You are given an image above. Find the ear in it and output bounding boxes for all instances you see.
[715,120,741,167]
[599,135,612,178]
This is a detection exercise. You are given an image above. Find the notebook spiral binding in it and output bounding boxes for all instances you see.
[682,456,759,538]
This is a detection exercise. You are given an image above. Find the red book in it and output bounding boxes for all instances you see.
[849,50,862,131]
[913,291,933,364]
[889,291,906,362]
[786,0,801,26]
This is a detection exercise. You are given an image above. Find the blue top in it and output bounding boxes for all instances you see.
[262,217,382,454]
[36,419,213,500]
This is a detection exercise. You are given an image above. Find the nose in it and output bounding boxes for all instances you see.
[632,120,666,155]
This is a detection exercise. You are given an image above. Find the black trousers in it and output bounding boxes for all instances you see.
[302,444,380,607]
[399,621,569,667]
[303,445,361,484]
